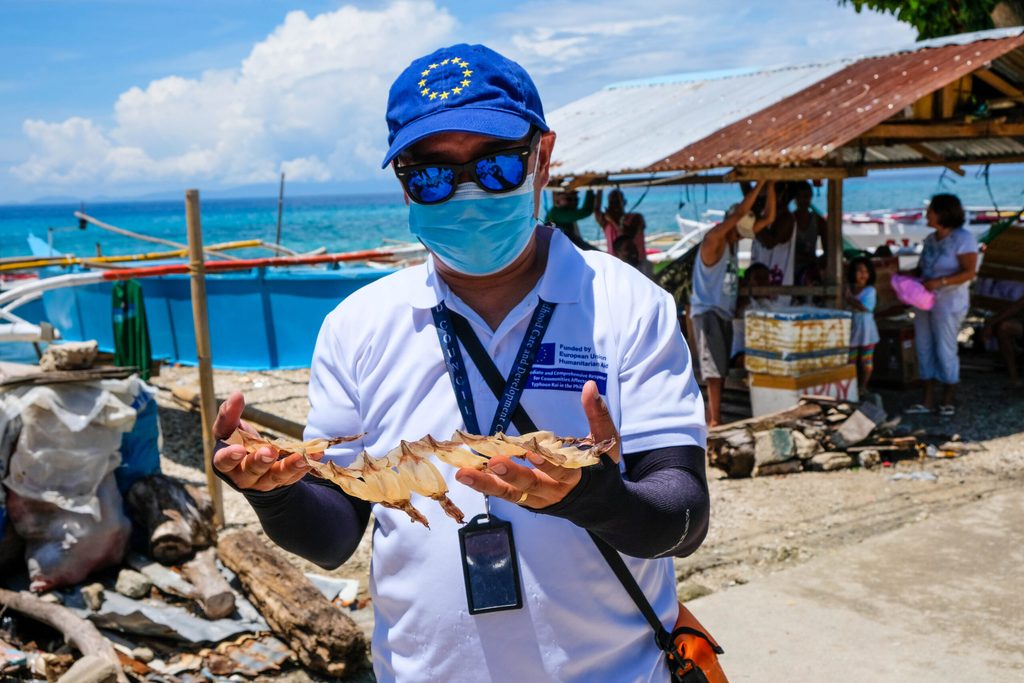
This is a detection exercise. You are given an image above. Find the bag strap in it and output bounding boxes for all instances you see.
[451,312,689,654]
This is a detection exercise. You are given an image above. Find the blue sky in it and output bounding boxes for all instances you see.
[0,1,917,203]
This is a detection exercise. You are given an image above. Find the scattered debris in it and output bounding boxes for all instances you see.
[126,554,197,599]
[125,474,216,565]
[204,634,293,677]
[66,588,266,643]
[115,569,153,600]
[0,638,28,672]
[56,653,118,683]
[888,471,939,482]
[708,396,975,478]
[808,452,853,472]
[182,547,235,620]
[0,587,126,682]
[218,530,367,678]
[39,341,99,373]
[857,449,882,469]
[81,583,105,611]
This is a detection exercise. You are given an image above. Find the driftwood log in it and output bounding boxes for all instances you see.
[0,588,126,683]
[182,547,235,619]
[126,474,216,564]
[217,531,366,678]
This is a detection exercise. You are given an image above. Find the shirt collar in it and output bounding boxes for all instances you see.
[407,225,586,310]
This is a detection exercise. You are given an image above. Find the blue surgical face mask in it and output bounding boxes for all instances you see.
[409,173,537,276]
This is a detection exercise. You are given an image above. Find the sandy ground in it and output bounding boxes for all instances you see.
[693,488,1024,681]
[148,353,1023,680]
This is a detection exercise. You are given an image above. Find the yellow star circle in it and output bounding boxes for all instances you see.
[419,57,472,103]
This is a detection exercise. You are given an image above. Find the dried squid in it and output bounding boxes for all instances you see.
[452,430,617,468]
[391,441,465,523]
[226,428,362,459]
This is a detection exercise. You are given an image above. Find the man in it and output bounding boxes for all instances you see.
[691,182,776,426]
[212,44,709,683]
[983,292,1024,386]
[545,188,598,250]
[791,181,828,282]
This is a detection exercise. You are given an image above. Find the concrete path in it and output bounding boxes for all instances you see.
[690,489,1024,682]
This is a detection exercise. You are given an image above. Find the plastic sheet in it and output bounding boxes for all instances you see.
[2,379,137,518]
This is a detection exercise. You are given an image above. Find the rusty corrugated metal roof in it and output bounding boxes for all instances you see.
[546,61,850,177]
[658,33,1024,171]
[548,28,1024,180]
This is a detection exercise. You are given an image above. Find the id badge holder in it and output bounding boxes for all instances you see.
[458,513,523,615]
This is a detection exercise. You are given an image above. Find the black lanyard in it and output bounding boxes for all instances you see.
[431,299,556,436]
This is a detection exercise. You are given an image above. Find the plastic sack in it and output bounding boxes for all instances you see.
[890,274,935,311]
[6,474,130,591]
[2,379,137,518]
[115,378,162,494]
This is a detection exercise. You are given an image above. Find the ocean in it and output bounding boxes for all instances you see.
[4,168,1024,260]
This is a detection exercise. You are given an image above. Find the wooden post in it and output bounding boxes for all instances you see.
[185,189,224,528]
[275,172,285,245]
[826,178,844,308]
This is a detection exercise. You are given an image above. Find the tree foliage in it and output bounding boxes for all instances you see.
[838,1,1005,39]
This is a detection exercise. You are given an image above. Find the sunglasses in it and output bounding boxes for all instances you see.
[394,135,538,205]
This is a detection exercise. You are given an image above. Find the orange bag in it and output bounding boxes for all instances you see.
[665,602,728,683]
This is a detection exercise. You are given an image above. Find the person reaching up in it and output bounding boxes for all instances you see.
[691,181,776,427]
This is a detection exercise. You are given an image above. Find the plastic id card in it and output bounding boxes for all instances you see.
[458,513,523,615]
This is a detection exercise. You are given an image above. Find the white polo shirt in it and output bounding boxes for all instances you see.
[306,228,706,683]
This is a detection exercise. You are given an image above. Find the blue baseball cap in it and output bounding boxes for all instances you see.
[381,44,548,168]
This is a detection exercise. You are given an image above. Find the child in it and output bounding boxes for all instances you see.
[846,257,880,394]
[731,262,771,367]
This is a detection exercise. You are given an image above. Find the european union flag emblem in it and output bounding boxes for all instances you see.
[535,342,555,366]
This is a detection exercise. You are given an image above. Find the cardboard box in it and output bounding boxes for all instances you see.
[873,318,918,386]
[749,365,859,416]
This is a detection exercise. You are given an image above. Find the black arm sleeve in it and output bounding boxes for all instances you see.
[222,472,372,570]
[538,445,710,559]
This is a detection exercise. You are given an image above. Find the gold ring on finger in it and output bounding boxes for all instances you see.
[516,491,529,505]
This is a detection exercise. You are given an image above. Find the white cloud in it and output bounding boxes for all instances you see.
[489,0,915,107]
[6,0,918,198]
[11,1,456,190]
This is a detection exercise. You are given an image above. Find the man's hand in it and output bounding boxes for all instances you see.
[923,278,943,292]
[212,391,312,492]
[454,380,620,508]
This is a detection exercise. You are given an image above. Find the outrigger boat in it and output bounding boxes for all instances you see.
[0,213,422,370]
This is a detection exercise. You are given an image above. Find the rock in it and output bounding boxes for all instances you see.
[832,402,887,449]
[677,583,713,602]
[39,341,98,372]
[115,569,152,599]
[809,452,852,471]
[131,647,154,663]
[56,654,117,683]
[791,430,822,460]
[81,583,105,611]
[754,428,795,466]
[858,449,881,469]
[755,459,803,476]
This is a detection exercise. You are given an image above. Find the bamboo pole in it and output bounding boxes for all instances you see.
[75,211,242,261]
[0,239,266,273]
[185,189,224,528]
[275,172,285,245]
[826,178,844,308]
